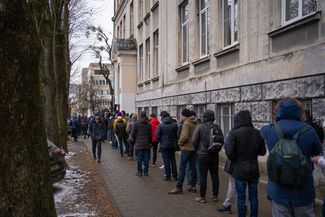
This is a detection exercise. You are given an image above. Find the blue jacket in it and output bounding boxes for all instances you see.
[156,116,178,150]
[260,100,322,207]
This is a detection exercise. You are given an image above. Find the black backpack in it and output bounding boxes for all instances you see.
[208,124,223,153]
[267,122,311,187]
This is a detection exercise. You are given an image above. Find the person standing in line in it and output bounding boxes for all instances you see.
[149,113,160,167]
[311,153,325,217]
[192,110,224,203]
[169,109,198,194]
[115,114,127,157]
[261,98,322,217]
[156,111,179,181]
[131,111,152,176]
[88,112,105,163]
[225,110,266,217]
[69,114,79,142]
[127,113,138,160]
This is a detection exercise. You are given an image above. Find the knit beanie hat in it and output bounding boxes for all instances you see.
[117,112,122,116]
[140,111,147,118]
[181,109,192,117]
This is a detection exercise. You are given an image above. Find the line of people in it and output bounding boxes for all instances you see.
[73,97,325,217]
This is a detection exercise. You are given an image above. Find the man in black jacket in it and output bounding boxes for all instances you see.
[156,111,179,181]
[131,111,152,176]
[225,110,266,217]
[88,113,105,163]
[192,110,224,203]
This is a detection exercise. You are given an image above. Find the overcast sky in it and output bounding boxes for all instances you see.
[70,0,114,84]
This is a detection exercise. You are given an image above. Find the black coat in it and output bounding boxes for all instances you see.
[115,119,127,139]
[131,118,152,150]
[156,116,178,150]
[225,110,266,180]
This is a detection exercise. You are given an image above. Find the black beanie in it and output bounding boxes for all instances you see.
[160,111,170,118]
[181,109,192,117]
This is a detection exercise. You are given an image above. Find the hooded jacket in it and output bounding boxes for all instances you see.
[88,119,105,141]
[156,116,178,150]
[131,117,152,150]
[178,116,198,151]
[150,117,160,143]
[192,110,224,155]
[115,117,127,139]
[261,99,322,207]
[225,110,266,180]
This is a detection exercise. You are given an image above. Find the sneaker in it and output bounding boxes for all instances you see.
[212,196,218,202]
[217,205,232,214]
[144,173,148,176]
[187,185,197,193]
[152,163,157,167]
[168,187,183,194]
[160,165,165,170]
[163,177,171,181]
[97,160,101,163]
[194,197,207,203]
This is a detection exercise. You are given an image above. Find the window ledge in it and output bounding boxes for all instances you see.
[144,12,151,22]
[268,11,321,37]
[143,80,151,85]
[151,1,159,12]
[214,43,240,58]
[138,83,143,87]
[192,55,211,66]
[175,63,190,72]
[137,21,143,29]
[152,76,159,81]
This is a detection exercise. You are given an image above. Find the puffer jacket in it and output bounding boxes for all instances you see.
[150,117,160,143]
[88,119,105,141]
[261,99,322,207]
[192,110,224,155]
[156,116,178,150]
[178,116,198,151]
[225,110,266,180]
[131,117,152,150]
[115,117,127,139]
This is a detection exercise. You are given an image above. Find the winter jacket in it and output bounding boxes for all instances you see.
[192,110,224,155]
[131,117,152,150]
[261,99,322,207]
[113,117,126,130]
[115,117,127,139]
[225,110,266,181]
[178,116,198,151]
[150,117,160,143]
[69,117,79,129]
[88,119,105,141]
[156,116,178,150]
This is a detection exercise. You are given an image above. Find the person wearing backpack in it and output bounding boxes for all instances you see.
[261,98,322,217]
[225,110,266,217]
[192,110,224,203]
[311,152,325,217]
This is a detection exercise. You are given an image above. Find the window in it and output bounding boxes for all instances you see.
[144,107,149,116]
[151,107,158,115]
[130,2,134,35]
[216,104,234,138]
[153,30,159,77]
[145,0,150,13]
[199,0,209,57]
[139,44,144,82]
[194,104,207,122]
[106,80,109,85]
[222,0,239,48]
[94,70,102,75]
[181,4,189,63]
[123,15,126,38]
[117,26,120,38]
[119,21,122,38]
[282,0,317,25]
[145,38,151,80]
[95,80,99,85]
[139,0,143,21]
[138,107,142,115]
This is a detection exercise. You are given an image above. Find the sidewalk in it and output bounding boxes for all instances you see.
[84,138,273,217]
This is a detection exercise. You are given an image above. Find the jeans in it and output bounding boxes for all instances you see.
[117,138,125,156]
[91,139,102,160]
[176,150,197,189]
[323,196,325,217]
[129,142,134,157]
[111,132,118,148]
[198,154,219,198]
[271,201,315,217]
[235,179,259,217]
[160,148,178,179]
[149,142,158,164]
[186,158,200,185]
[135,149,149,174]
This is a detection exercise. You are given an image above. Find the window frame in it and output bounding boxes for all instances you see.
[145,37,151,80]
[281,0,318,26]
[139,44,144,83]
[153,30,159,77]
[216,104,234,138]
[130,2,134,35]
[222,0,239,49]
[181,3,189,64]
[199,0,209,57]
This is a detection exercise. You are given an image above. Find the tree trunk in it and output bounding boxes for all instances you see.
[0,1,57,217]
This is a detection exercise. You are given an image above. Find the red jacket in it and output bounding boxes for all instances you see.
[150,117,160,143]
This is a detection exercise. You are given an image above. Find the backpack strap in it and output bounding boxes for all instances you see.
[274,122,284,139]
[293,124,312,141]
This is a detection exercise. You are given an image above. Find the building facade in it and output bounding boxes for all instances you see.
[78,63,113,116]
[113,0,325,137]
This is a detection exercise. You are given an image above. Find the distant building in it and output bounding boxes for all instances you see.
[78,63,114,116]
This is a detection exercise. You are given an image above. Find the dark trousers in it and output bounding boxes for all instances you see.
[149,142,158,164]
[111,132,118,148]
[235,179,259,217]
[71,128,78,141]
[161,148,178,179]
[82,126,88,139]
[117,138,125,156]
[198,154,219,198]
[91,139,102,160]
[135,149,149,174]
[323,196,325,217]
[176,150,197,189]
[129,142,134,157]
